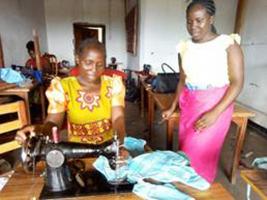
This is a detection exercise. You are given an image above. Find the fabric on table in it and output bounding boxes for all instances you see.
[93,138,210,200]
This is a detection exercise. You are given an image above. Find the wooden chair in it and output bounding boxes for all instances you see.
[0,101,28,154]
[43,53,58,76]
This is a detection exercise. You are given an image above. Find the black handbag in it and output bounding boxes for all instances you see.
[151,63,179,93]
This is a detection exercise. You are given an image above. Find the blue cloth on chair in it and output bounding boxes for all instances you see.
[0,67,25,85]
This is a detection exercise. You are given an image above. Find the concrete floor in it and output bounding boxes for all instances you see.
[125,101,267,200]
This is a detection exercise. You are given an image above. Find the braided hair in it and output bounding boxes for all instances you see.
[186,0,217,33]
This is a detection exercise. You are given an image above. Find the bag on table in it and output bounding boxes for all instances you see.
[152,63,179,93]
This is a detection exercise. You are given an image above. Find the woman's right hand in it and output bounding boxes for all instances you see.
[162,107,175,120]
[15,125,36,145]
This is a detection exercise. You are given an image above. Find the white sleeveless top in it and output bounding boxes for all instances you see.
[177,34,241,89]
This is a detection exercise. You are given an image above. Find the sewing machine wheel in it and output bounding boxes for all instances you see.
[21,136,42,172]
[46,149,65,168]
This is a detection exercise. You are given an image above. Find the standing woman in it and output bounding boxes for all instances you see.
[162,0,244,183]
[16,39,126,145]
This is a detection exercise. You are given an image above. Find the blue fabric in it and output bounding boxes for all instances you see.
[123,136,146,156]
[93,155,129,182]
[93,137,210,199]
[127,151,209,190]
[32,70,43,84]
[133,180,194,200]
[0,68,26,85]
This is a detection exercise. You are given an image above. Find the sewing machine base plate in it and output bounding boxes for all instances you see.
[39,170,134,199]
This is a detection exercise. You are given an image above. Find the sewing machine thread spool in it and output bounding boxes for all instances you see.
[52,126,59,143]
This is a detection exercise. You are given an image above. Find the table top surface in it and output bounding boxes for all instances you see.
[0,159,234,200]
[0,81,16,91]
[0,83,35,93]
[241,169,267,199]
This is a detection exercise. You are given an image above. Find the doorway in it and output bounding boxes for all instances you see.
[73,23,106,53]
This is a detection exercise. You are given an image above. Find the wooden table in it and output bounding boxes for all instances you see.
[0,161,234,200]
[139,77,255,184]
[0,83,45,123]
[241,170,267,200]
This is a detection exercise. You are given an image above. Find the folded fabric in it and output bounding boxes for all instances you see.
[133,179,195,200]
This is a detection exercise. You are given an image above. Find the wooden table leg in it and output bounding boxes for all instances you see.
[147,92,154,141]
[230,117,248,184]
[21,92,31,124]
[39,85,46,122]
[166,117,179,150]
[140,83,145,118]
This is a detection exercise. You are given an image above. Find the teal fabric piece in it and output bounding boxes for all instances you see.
[127,151,210,191]
[123,136,146,156]
[133,180,194,200]
[252,157,267,169]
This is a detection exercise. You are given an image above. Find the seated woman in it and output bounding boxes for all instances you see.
[16,39,126,145]
[25,41,51,74]
[108,57,118,70]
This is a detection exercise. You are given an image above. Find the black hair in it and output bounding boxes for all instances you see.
[26,40,35,51]
[186,0,217,33]
[76,38,106,58]
[187,0,216,16]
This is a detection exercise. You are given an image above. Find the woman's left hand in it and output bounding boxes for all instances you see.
[194,110,220,132]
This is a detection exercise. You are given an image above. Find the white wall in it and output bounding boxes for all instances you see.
[237,0,267,128]
[0,0,47,67]
[127,0,238,73]
[44,0,126,66]
[126,0,140,70]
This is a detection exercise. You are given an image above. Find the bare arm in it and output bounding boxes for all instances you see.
[112,106,126,144]
[195,42,244,130]
[16,112,65,144]
[162,53,186,119]
[213,42,244,114]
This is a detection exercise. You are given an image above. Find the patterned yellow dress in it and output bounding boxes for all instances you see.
[45,75,125,144]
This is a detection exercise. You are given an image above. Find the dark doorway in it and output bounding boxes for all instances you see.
[73,23,106,53]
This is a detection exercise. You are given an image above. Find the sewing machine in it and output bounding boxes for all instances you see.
[21,131,133,199]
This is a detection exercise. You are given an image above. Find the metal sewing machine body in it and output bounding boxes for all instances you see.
[21,134,119,192]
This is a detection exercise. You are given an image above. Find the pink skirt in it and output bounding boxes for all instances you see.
[179,86,233,183]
